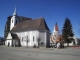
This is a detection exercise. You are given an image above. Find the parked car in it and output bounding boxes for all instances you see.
[50,43,57,48]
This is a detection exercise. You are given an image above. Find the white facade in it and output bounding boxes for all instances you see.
[5,30,50,47]
[10,7,19,30]
[53,26,60,37]
[5,33,12,46]
[14,30,50,47]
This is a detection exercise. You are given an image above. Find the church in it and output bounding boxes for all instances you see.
[5,7,50,47]
[50,23,62,45]
[50,22,78,47]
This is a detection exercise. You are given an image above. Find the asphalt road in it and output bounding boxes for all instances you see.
[0,46,80,60]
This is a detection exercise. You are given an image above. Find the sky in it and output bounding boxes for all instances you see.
[0,0,80,38]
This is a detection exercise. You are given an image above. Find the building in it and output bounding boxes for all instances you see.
[50,22,60,44]
[4,15,32,40]
[50,22,78,47]
[5,7,50,48]
[76,38,80,45]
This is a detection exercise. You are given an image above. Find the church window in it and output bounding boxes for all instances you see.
[33,36,34,41]
[22,37,23,42]
[12,20,13,23]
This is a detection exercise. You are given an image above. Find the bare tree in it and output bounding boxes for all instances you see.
[37,37,41,48]
[25,36,29,48]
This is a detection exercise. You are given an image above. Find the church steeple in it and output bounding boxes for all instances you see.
[55,22,59,31]
[53,22,60,36]
[13,5,17,16]
[10,5,18,30]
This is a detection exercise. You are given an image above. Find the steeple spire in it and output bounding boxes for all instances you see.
[13,5,17,16]
[55,22,57,26]
[53,22,59,33]
[55,22,59,31]
[53,22,60,37]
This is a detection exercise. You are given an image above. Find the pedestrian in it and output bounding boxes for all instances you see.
[57,42,60,49]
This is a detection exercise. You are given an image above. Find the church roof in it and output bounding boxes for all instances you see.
[8,16,32,22]
[11,33,19,40]
[17,16,32,22]
[11,18,50,32]
[55,35,63,43]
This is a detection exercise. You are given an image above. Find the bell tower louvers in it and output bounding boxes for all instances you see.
[10,6,18,30]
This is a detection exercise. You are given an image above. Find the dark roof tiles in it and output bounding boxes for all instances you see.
[11,33,19,40]
[11,18,50,32]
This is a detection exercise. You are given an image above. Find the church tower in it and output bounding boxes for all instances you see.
[10,6,18,30]
[53,22,60,38]
[5,6,20,47]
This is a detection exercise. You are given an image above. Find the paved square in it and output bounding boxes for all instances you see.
[0,46,80,60]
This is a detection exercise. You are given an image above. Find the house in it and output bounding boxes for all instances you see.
[76,38,80,45]
[5,7,50,48]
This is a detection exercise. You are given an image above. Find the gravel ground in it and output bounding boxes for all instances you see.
[0,46,80,60]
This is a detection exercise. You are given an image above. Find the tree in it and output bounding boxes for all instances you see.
[62,18,74,46]
[26,36,29,48]
[37,37,41,48]
[4,16,12,40]
[4,16,11,39]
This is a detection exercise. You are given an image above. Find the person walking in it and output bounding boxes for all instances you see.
[57,42,60,49]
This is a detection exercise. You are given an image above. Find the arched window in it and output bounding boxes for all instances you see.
[22,37,23,42]
[33,36,34,41]
[12,20,13,23]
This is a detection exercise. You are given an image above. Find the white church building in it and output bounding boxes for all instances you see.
[5,7,50,47]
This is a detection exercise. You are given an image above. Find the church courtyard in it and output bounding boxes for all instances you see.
[0,46,80,60]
